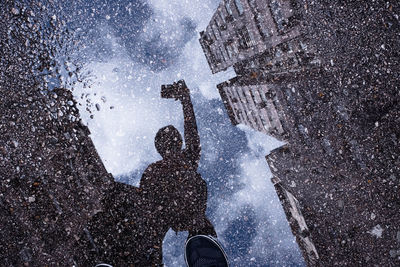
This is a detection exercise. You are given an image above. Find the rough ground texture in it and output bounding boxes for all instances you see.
[1,1,212,265]
[1,0,400,266]
[0,1,111,265]
[266,0,400,266]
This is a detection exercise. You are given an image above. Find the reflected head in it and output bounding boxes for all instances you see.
[155,125,183,158]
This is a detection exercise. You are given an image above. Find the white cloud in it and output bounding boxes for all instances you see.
[70,0,302,265]
[139,0,236,100]
[212,126,299,263]
[146,0,219,30]
[73,28,183,179]
[71,0,235,179]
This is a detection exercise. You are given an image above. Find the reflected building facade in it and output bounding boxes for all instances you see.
[199,0,309,74]
[217,78,288,140]
[200,0,400,266]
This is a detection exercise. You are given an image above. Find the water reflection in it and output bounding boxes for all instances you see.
[77,80,216,266]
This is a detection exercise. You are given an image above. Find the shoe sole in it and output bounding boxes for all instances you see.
[184,234,229,267]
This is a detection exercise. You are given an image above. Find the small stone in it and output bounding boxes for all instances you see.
[368,224,383,238]
[11,7,20,15]
[28,196,35,203]
[397,231,400,243]
[12,140,19,148]
[389,250,397,258]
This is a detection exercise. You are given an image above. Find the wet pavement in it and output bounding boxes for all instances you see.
[2,0,399,266]
[0,2,231,265]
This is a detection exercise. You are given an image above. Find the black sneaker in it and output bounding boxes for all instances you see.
[184,235,229,267]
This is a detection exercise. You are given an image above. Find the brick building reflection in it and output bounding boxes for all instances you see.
[200,0,400,266]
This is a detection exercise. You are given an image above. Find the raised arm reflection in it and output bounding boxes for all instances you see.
[77,80,215,266]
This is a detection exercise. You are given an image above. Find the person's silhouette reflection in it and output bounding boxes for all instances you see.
[77,80,215,266]
[140,80,216,237]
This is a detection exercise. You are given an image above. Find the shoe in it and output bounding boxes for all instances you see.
[184,235,229,267]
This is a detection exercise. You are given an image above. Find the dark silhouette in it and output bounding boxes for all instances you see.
[142,80,216,236]
[76,80,215,266]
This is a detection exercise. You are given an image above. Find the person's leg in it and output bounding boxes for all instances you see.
[185,235,229,267]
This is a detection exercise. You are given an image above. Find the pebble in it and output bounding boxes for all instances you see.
[11,8,20,15]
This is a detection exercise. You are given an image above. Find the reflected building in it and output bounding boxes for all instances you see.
[201,0,400,266]
[199,0,309,74]
[217,78,288,141]
[200,0,319,140]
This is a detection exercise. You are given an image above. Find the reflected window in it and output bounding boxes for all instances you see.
[202,32,214,45]
[270,0,288,31]
[219,46,227,62]
[240,88,248,104]
[248,0,271,39]
[264,102,275,128]
[244,111,251,123]
[234,0,244,15]
[224,42,233,58]
[225,1,233,15]
[212,23,221,38]
[257,16,271,38]
[217,49,224,63]
[238,26,253,49]
[204,43,218,66]
[211,45,222,64]
[219,11,226,24]
[210,25,218,41]
[215,19,220,29]
[248,0,257,10]
[249,90,258,106]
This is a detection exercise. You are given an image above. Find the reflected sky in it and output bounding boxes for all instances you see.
[53,0,305,265]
